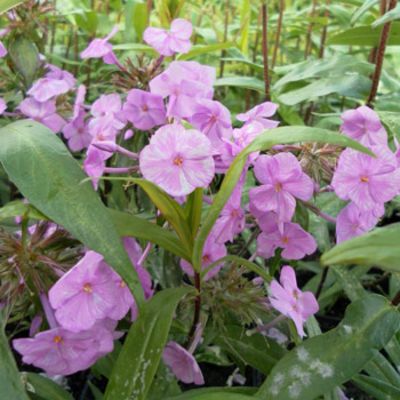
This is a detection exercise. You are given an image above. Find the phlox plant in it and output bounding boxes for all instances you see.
[1,2,400,400]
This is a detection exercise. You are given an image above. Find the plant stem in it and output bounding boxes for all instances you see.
[219,0,230,78]
[366,0,397,107]
[315,267,329,299]
[261,2,271,101]
[303,201,336,224]
[318,0,330,58]
[187,272,201,348]
[272,0,285,69]
[304,0,318,59]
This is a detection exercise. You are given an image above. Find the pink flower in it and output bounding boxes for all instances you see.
[269,266,319,337]
[122,89,166,130]
[109,238,154,321]
[257,213,317,260]
[72,84,87,120]
[212,181,245,244]
[83,145,112,189]
[341,106,387,146]
[27,65,76,103]
[144,19,192,56]
[237,101,279,129]
[332,146,400,212]
[217,122,265,172]
[139,124,215,197]
[180,233,226,280]
[0,97,6,114]
[63,110,91,152]
[19,97,66,133]
[336,202,382,243]
[89,94,126,140]
[249,153,314,222]
[80,25,119,64]
[0,41,7,57]
[163,341,204,385]
[149,61,215,119]
[49,251,119,332]
[189,99,232,148]
[13,323,114,376]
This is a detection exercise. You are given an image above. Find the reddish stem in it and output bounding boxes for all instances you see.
[261,2,271,101]
[367,0,398,107]
[272,0,285,69]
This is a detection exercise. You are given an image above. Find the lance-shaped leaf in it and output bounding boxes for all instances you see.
[104,287,193,400]
[0,312,30,400]
[321,223,400,272]
[256,294,400,400]
[0,120,144,303]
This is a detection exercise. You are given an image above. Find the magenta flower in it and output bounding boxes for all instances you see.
[180,233,227,280]
[190,99,232,147]
[122,89,166,130]
[332,146,400,212]
[163,341,204,385]
[0,41,6,57]
[341,105,387,146]
[149,61,215,119]
[89,94,126,140]
[49,251,119,332]
[212,181,245,244]
[144,18,192,56]
[336,202,382,243]
[19,97,66,133]
[0,97,6,114]
[257,213,317,260]
[237,101,279,129]
[249,153,314,222]
[140,124,215,196]
[269,266,319,337]
[80,25,119,65]
[13,323,114,376]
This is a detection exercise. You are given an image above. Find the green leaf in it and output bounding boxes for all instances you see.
[125,0,148,41]
[167,390,255,400]
[373,4,400,27]
[177,43,233,60]
[278,74,371,105]
[24,373,73,400]
[257,294,400,400]
[274,55,373,90]
[378,111,400,140]
[0,120,144,304]
[185,188,203,237]
[0,0,23,14]
[216,325,285,375]
[0,200,47,222]
[353,374,400,400]
[192,126,373,270]
[8,35,40,87]
[239,0,251,56]
[131,178,193,256]
[214,76,265,92]
[351,0,379,25]
[104,287,193,400]
[328,22,400,46]
[109,209,191,261]
[0,313,30,400]
[321,223,400,272]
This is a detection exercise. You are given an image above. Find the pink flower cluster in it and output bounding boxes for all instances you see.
[334,106,400,243]
[13,239,153,376]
